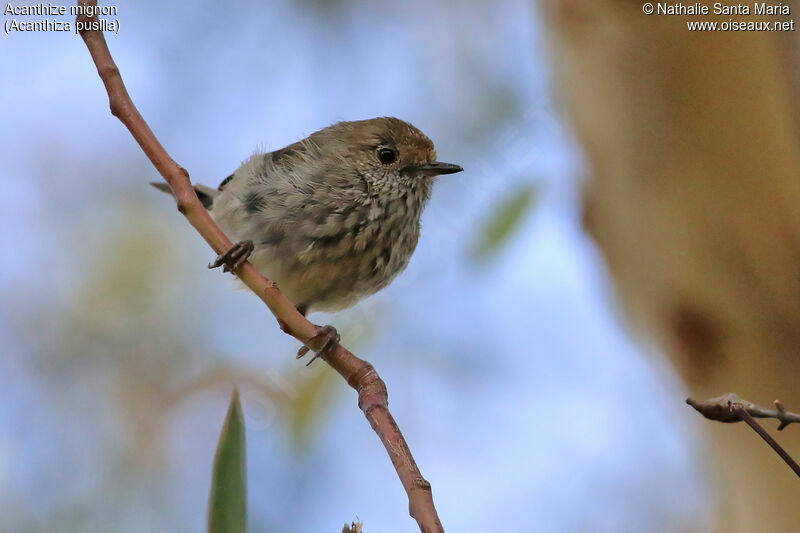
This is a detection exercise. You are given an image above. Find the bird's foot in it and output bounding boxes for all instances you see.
[297,325,341,366]
[209,240,254,273]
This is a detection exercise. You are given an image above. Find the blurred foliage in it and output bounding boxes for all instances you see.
[283,360,338,450]
[6,197,289,531]
[208,389,248,533]
[279,320,375,449]
[469,183,538,261]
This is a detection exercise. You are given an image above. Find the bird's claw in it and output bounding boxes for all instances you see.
[209,240,254,273]
[297,325,341,366]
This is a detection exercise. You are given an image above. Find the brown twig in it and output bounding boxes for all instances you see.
[342,520,364,533]
[687,393,800,479]
[75,2,443,531]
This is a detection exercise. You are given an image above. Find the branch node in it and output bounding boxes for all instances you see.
[688,393,800,479]
[109,100,123,119]
[276,318,291,335]
[349,363,378,390]
[775,400,791,431]
[361,395,388,418]
[686,394,741,423]
[264,279,279,295]
[412,477,432,492]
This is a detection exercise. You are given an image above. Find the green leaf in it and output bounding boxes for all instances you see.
[470,184,538,261]
[208,388,247,533]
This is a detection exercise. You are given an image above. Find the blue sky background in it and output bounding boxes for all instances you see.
[1,1,713,531]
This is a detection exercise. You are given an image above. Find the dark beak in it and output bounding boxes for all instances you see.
[412,161,464,176]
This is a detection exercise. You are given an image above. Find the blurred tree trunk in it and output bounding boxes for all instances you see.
[539,1,800,531]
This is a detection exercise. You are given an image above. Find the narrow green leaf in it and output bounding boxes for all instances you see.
[470,184,538,260]
[208,388,247,533]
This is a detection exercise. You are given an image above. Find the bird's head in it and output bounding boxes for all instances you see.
[308,117,463,192]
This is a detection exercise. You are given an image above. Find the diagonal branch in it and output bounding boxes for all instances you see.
[687,393,800,479]
[75,2,443,531]
[734,408,800,479]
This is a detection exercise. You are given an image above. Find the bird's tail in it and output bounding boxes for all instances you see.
[149,182,219,209]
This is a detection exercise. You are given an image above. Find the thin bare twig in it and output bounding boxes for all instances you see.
[687,393,800,479]
[75,2,443,531]
[734,408,800,479]
[687,393,800,430]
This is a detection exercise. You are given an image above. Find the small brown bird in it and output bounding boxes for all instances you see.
[154,117,461,328]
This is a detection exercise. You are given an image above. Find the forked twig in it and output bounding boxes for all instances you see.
[687,393,800,479]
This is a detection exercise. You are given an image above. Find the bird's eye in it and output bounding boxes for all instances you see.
[377,147,398,165]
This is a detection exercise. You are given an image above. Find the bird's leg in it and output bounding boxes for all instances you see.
[297,325,341,366]
[208,240,254,273]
